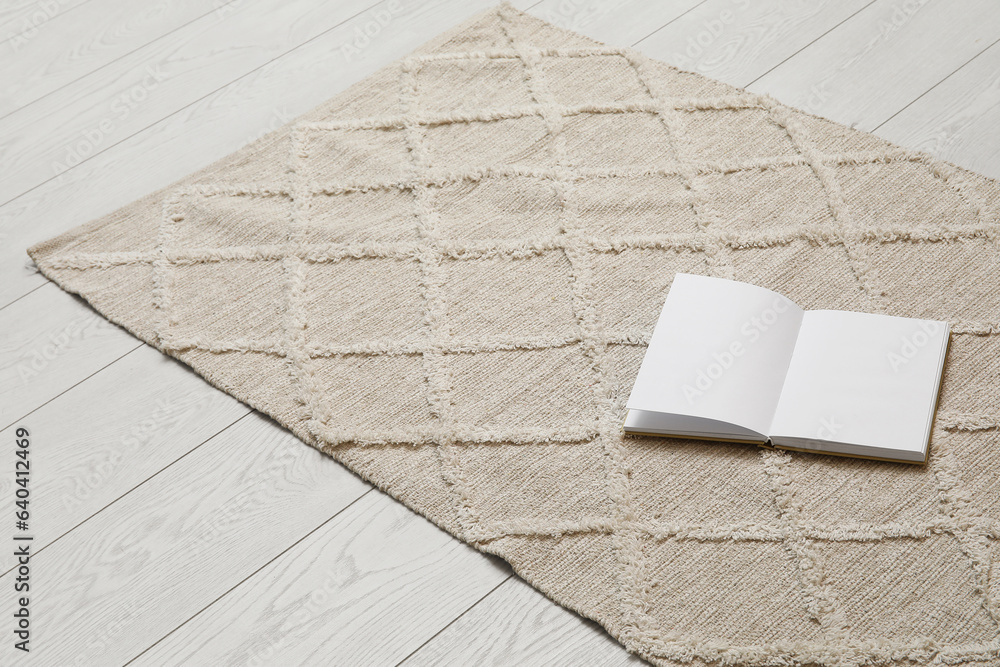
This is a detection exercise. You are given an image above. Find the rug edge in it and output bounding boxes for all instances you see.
[24,2,515,269]
[22,5,1000,666]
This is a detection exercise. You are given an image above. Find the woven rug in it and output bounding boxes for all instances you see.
[27,4,1000,665]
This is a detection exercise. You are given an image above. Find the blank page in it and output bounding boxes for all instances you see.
[626,273,804,437]
[769,310,949,457]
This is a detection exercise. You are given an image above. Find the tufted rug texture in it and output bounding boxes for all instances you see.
[27,4,1000,665]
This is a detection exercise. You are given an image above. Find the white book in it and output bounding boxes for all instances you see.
[623,273,950,464]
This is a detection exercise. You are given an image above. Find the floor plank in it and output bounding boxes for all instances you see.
[0,412,371,666]
[0,0,91,46]
[0,0,534,309]
[0,344,248,572]
[636,0,874,86]
[400,575,643,667]
[0,283,137,429]
[528,0,706,48]
[748,0,1000,130]
[0,0,240,116]
[0,0,383,203]
[4,1,1000,664]
[875,39,1000,179]
[131,491,512,666]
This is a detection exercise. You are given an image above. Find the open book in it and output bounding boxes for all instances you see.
[623,274,950,463]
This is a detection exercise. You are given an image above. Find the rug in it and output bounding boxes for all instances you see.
[27,4,1000,665]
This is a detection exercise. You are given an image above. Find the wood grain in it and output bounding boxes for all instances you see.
[637,0,875,87]
[0,0,536,309]
[875,39,1000,179]
[400,575,643,666]
[2,1,999,664]
[0,0,242,116]
[529,0,706,47]
[132,491,512,666]
[0,283,138,428]
[749,0,1000,131]
[0,0,382,202]
[0,412,371,666]
[0,0,92,50]
[0,344,248,572]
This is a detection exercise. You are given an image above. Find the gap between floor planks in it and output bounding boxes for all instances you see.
[2,0,999,663]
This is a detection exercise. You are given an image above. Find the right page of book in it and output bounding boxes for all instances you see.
[769,309,949,458]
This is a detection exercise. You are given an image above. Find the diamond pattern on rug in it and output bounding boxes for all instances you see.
[27,4,1000,666]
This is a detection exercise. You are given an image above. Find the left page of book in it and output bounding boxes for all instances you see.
[625,273,804,438]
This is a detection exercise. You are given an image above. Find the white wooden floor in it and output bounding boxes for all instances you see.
[1,0,998,664]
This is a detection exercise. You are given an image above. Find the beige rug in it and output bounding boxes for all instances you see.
[27,4,1000,665]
